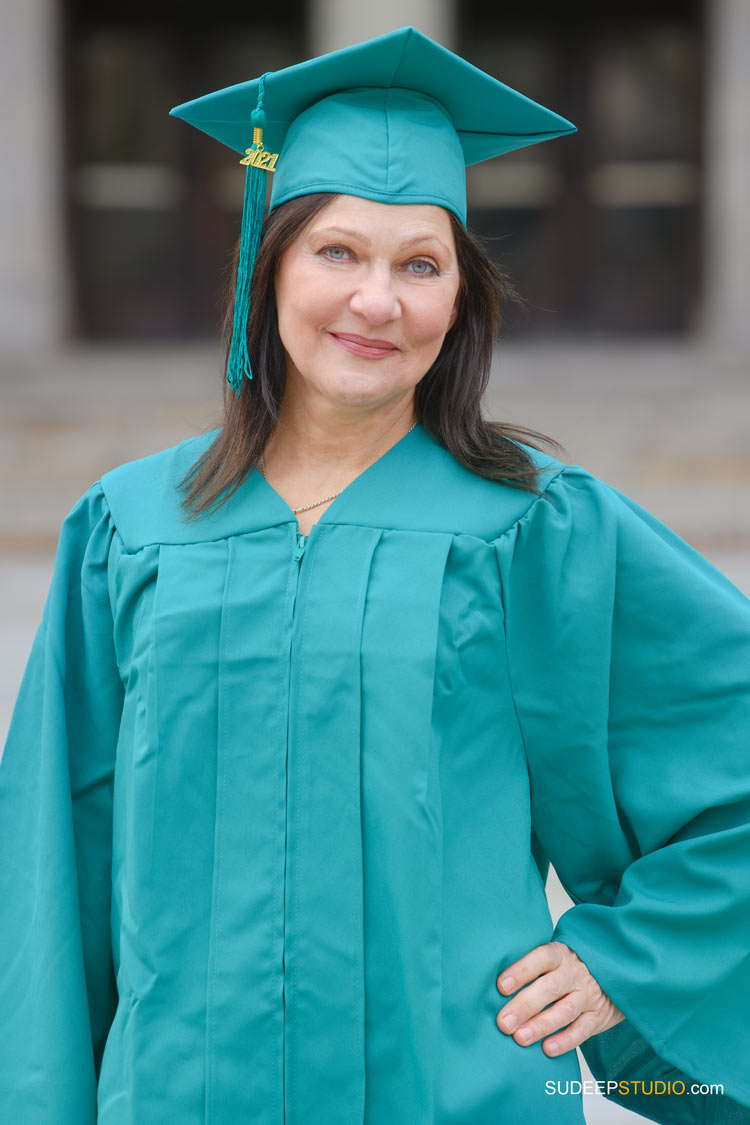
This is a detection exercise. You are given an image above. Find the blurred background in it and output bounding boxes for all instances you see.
[1,2,748,1120]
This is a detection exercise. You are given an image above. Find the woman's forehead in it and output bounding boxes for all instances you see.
[304,195,455,243]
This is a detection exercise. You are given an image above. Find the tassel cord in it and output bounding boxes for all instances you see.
[226,74,271,396]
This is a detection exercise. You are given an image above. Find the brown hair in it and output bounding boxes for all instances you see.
[178,192,563,521]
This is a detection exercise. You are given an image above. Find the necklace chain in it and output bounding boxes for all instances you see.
[259,420,418,514]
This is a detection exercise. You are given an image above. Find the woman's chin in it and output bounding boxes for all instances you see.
[300,371,406,409]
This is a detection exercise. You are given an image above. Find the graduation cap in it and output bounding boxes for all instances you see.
[169,26,576,395]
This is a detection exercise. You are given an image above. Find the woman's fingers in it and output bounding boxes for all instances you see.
[539,1008,608,1057]
[497,941,568,997]
[495,941,625,1054]
[498,990,585,1046]
[496,972,573,1035]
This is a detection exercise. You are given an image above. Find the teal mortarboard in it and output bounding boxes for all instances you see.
[169,26,576,395]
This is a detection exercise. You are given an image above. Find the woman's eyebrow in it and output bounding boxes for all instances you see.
[399,234,452,255]
[310,226,451,255]
[310,225,371,244]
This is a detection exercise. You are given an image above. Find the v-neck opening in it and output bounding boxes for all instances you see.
[257,421,424,533]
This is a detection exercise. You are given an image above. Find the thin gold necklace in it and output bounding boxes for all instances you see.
[259,419,418,514]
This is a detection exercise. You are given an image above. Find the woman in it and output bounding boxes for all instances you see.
[1,26,748,1125]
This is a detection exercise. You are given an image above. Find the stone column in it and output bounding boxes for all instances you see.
[308,0,455,56]
[0,0,69,354]
[701,0,750,349]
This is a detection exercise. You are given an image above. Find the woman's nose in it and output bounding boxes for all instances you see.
[348,268,401,325]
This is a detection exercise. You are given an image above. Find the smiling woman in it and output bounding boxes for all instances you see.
[262,196,463,528]
[275,197,460,393]
[2,24,749,1125]
[177,189,557,527]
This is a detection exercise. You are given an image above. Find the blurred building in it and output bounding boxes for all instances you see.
[2,0,749,350]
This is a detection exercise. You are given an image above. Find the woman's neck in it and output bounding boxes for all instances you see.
[260,400,417,531]
[263,401,416,481]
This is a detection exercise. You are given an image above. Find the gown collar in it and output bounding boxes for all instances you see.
[101,420,564,550]
[255,420,426,534]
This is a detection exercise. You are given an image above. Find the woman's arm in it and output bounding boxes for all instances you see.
[0,483,123,1121]
[493,463,750,1120]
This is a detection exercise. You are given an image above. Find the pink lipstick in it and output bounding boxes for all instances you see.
[329,332,399,359]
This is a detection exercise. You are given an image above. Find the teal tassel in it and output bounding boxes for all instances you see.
[227,79,272,396]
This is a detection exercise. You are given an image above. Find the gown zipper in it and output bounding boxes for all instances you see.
[283,527,307,1124]
[292,531,307,563]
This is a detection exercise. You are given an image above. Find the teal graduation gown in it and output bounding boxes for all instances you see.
[1,421,749,1124]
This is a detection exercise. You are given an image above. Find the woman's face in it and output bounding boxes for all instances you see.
[274,194,461,415]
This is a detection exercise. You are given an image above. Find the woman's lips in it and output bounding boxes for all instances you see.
[329,332,399,359]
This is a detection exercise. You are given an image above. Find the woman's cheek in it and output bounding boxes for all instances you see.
[410,292,459,349]
[304,272,353,326]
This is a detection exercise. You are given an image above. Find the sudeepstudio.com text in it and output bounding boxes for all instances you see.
[546,1080,724,1097]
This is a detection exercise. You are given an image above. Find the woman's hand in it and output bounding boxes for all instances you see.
[496,941,624,1056]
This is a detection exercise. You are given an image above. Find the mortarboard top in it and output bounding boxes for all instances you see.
[169,26,577,392]
[170,25,576,224]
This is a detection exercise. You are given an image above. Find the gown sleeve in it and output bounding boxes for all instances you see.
[0,482,123,1123]
[495,464,750,1124]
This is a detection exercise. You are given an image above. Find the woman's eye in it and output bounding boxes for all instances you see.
[318,247,438,274]
[321,245,351,261]
[406,259,439,277]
